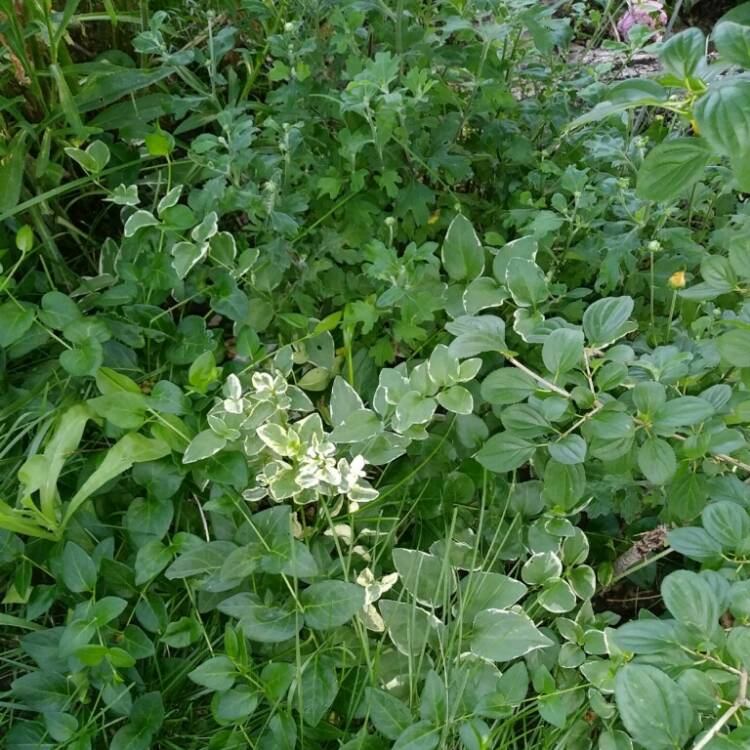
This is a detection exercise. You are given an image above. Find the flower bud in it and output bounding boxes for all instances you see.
[668,270,686,289]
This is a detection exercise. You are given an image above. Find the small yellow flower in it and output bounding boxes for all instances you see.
[668,270,686,289]
[428,209,441,225]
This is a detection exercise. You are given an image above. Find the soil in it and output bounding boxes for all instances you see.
[682,0,743,32]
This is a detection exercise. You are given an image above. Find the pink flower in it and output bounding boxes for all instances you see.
[617,1,668,41]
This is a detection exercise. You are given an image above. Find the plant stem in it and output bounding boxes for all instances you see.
[505,355,572,399]
[691,670,747,750]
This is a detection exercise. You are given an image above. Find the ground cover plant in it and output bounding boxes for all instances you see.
[1,0,750,748]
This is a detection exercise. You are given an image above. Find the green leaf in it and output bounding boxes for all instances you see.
[446,315,506,358]
[329,409,381,443]
[88,393,147,430]
[458,572,527,620]
[60,339,103,377]
[0,303,35,348]
[542,328,583,375]
[165,541,235,580]
[612,619,677,654]
[189,655,237,692]
[636,138,712,201]
[701,501,750,550]
[717,328,750,367]
[212,685,259,724]
[548,434,587,465]
[505,258,548,308]
[392,548,456,607]
[188,351,220,393]
[301,580,364,630]
[598,730,634,750]
[715,20,750,66]
[330,376,364,427]
[123,210,159,237]
[481,368,537,404]
[297,655,338,727]
[471,609,552,662]
[652,396,713,435]
[183,430,227,463]
[93,597,128,626]
[661,570,720,637]
[539,577,577,613]
[694,79,750,158]
[365,688,413,740]
[393,722,440,750]
[492,235,538,282]
[637,437,677,485]
[44,712,77,743]
[475,432,536,473]
[134,540,172,585]
[108,723,153,750]
[614,665,694,750]
[62,434,171,530]
[667,527,722,561]
[441,214,484,281]
[0,131,28,214]
[658,28,704,80]
[380,600,443,656]
[61,542,97,593]
[394,393,436,432]
[161,616,201,648]
[130,692,164,734]
[172,240,207,278]
[436,385,473,414]
[11,672,72,712]
[582,296,635,348]
[240,604,302,643]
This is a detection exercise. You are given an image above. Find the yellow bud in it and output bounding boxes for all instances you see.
[668,270,686,289]
[428,209,441,225]
[690,118,700,135]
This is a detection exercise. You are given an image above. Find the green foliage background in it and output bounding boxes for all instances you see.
[1,1,750,748]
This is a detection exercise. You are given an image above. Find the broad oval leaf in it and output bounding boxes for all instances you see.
[471,609,552,662]
[392,548,456,607]
[661,570,720,637]
[582,296,635,348]
[475,432,536,473]
[301,580,365,630]
[441,214,484,282]
[636,138,712,202]
[614,665,694,750]
[694,79,750,158]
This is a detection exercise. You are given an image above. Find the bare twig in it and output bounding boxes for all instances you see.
[559,401,604,439]
[505,355,572,399]
[613,526,670,577]
[193,495,210,542]
[691,670,748,750]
